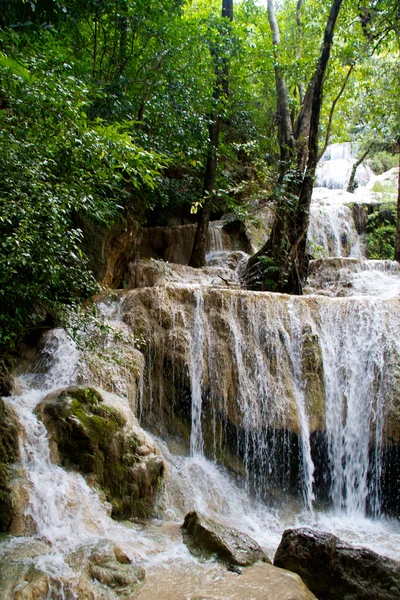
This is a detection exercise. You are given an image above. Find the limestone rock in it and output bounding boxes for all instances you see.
[37,386,164,519]
[366,167,399,197]
[274,527,400,600]
[126,259,241,290]
[181,511,270,567]
[69,540,145,598]
[301,325,325,431]
[138,220,250,265]
[76,213,142,288]
[0,398,20,532]
[0,539,145,599]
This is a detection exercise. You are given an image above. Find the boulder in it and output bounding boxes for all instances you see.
[37,386,164,519]
[274,527,400,600]
[0,398,20,532]
[181,511,270,567]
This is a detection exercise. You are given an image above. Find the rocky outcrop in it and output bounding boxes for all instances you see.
[304,258,400,297]
[302,325,325,432]
[76,303,145,412]
[76,213,142,288]
[138,220,251,265]
[182,511,270,566]
[69,540,146,598]
[0,398,19,532]
[274,528,400,600]
[0,539,145,599]
[367,167,399,197]
[37,386,164,519]
[126,259,241,290]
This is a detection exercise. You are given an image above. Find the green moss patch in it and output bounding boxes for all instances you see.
[40,387,162,519]
[0,399,19,531]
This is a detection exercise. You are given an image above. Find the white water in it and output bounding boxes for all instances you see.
[316,142,373,190]
[189,288,205,456]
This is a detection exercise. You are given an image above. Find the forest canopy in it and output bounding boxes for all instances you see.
[0,0,398,351]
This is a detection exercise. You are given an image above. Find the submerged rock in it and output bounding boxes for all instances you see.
[0,398,20,532]
[0,539,145,599]
[181,510,270,566]
[134,556,316,600]
[69,540,146,598]
[37,386,164,519]
[274,527,400,600]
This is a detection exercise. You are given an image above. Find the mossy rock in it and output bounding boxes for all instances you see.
[37,387,164,519]
[0,398,19,532]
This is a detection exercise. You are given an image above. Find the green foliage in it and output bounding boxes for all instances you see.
[258,255,280,292]
[0,47,163,351]
[367,151,398,175]
[366,203,396,259]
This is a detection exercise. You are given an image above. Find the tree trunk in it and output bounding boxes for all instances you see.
[347,145,371,193]
[394,139,400,261]
[245,0,344,293]
[189,0,233,268]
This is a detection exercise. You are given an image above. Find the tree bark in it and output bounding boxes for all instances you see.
[189,0,233,268]
[394,139,400,261]
[267,0,295,169]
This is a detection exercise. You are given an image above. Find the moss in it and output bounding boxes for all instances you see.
[0,399,19,531]
[42,387,162,519]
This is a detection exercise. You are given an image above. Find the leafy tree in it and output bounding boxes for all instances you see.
[245,0,345,293]
[0,43,163,351]
[189,0,234,268]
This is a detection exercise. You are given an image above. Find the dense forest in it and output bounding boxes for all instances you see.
[0,0,399,354]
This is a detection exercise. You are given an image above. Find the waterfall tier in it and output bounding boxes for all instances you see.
[123,285,400,516]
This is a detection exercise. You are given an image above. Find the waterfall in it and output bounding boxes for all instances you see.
[318,299,394,516]
[208,221,224,252]
[126,283,400,520]
[189,288,205,456]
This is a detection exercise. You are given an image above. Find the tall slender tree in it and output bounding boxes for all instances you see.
[245,0,344,294]
[189,0,233,268]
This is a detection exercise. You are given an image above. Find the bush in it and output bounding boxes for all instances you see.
[366,204,396,259]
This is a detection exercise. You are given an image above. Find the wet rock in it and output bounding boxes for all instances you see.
[126,258,241,290]
[302,325,325,431]
[8,466,36,536]
[138,220,250,265]
[0,539,144,599]
[0,398,20,532]
[76,309,145,412]
[37,386,164,519]
[274,527,400,600]
[69,540,145,597]
[366,167,399,197]
[76,213,142,288]
[181,511,270,567]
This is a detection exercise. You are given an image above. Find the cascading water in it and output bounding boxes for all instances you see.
[189,288,205,456]
[2,142,400,597]
[318,298,396,516]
